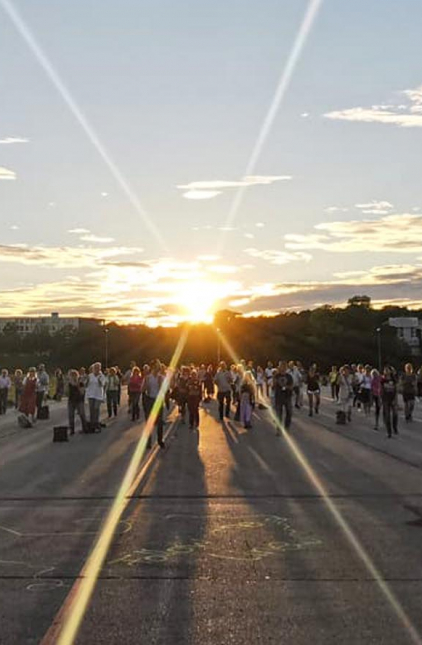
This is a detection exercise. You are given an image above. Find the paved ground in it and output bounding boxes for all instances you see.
[1,391,422,644]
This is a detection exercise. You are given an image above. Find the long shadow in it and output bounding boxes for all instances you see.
[98,419,207,644]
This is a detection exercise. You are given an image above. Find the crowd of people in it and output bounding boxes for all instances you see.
[0,359,421,442]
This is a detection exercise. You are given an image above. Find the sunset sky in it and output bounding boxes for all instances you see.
[1,0,422,326]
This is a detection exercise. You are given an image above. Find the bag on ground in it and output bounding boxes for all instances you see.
[53,426,68,442]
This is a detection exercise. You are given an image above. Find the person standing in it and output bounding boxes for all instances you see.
[381,366,398,438]
[203,364,215,402]
[288,361,303,409]
[13,369,24,410]
[105,366,120,418]
[0,369,11,414]
[240,371,256,429]
[19,367,38,425]
[54,369,65,401]
[86,362,106,431]
[329,366,340,401]
[371,368,382,431]
[273,361,294,434]
[265,361,274,398]
[128,366,143,421]
[187,369,202,430]
[307,365,320,417]
[67,369,87,434]
[360,365,373,415]
[142,359,165,448]
[338,365,353,422]
[35,364,49,419]
[214,361,232,421]
[400,363,417,422]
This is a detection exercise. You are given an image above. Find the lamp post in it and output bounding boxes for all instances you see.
[376,327,382,372]
[216,328,221,364]
[104,327,109,369]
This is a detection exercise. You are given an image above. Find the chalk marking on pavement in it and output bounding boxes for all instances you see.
[40,329,189,645]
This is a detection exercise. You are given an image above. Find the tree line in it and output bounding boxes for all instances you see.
[0,297,419,372]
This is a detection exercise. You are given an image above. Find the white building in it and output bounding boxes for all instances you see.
[0,312,102,336]
[388,317,422,356]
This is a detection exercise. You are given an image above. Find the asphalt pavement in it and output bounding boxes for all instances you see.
[1,391,422,644]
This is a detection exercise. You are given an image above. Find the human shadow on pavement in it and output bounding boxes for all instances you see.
[88,419,207,645]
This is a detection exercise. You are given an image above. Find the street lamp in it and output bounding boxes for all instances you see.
[376,327,382,372]
[216,327,221,363]
[104,327,109,369]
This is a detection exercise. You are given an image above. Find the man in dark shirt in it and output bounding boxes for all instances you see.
[381,366,398,438]
[273,361,294,435]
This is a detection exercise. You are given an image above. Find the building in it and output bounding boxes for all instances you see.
[0,312,103,336]
[388,317,422,356]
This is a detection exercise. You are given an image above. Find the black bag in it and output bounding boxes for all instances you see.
[85,421,101,434]
[53,426,68,442]
[38,405,50,420]
[336,410,347,425]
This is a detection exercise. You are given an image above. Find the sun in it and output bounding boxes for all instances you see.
[175,279,222,324]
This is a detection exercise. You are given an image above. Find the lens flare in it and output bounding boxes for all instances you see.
[217,327,422,645]
[0,0,167,252]
[40,328,189,645]
[219,0,324,251]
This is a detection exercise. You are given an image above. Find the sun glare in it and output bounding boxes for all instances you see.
[175,279,222,324]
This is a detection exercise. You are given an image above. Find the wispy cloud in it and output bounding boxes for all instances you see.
[178,175,291,200]
[80,234,115,243]
[0,166,16,180]
[244,248,312,265]
[0,244,143,268]
[0,137,29,144]
[355,200,394,215]
[285,212,422,253]
[324,85,422,128]
[68,228,90,234]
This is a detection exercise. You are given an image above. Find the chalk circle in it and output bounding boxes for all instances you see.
[27,580,64,592]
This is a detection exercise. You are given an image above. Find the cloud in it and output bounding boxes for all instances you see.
[0,166,16,180]
[80,234,115,243]
[243,248,312,265]
[325,206,349,214]
[0,137,29,144]
[0,244,144,268]
[324,84,422,128]
[285,213,422,253]
[178,175,291,200]
[355,201,394,215]
[183,190,222,200]
[68,228,90,234]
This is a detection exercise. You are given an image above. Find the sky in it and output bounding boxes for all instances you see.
[1,0,422,326]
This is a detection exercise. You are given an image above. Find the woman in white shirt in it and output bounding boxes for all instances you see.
[86,362,106,430]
